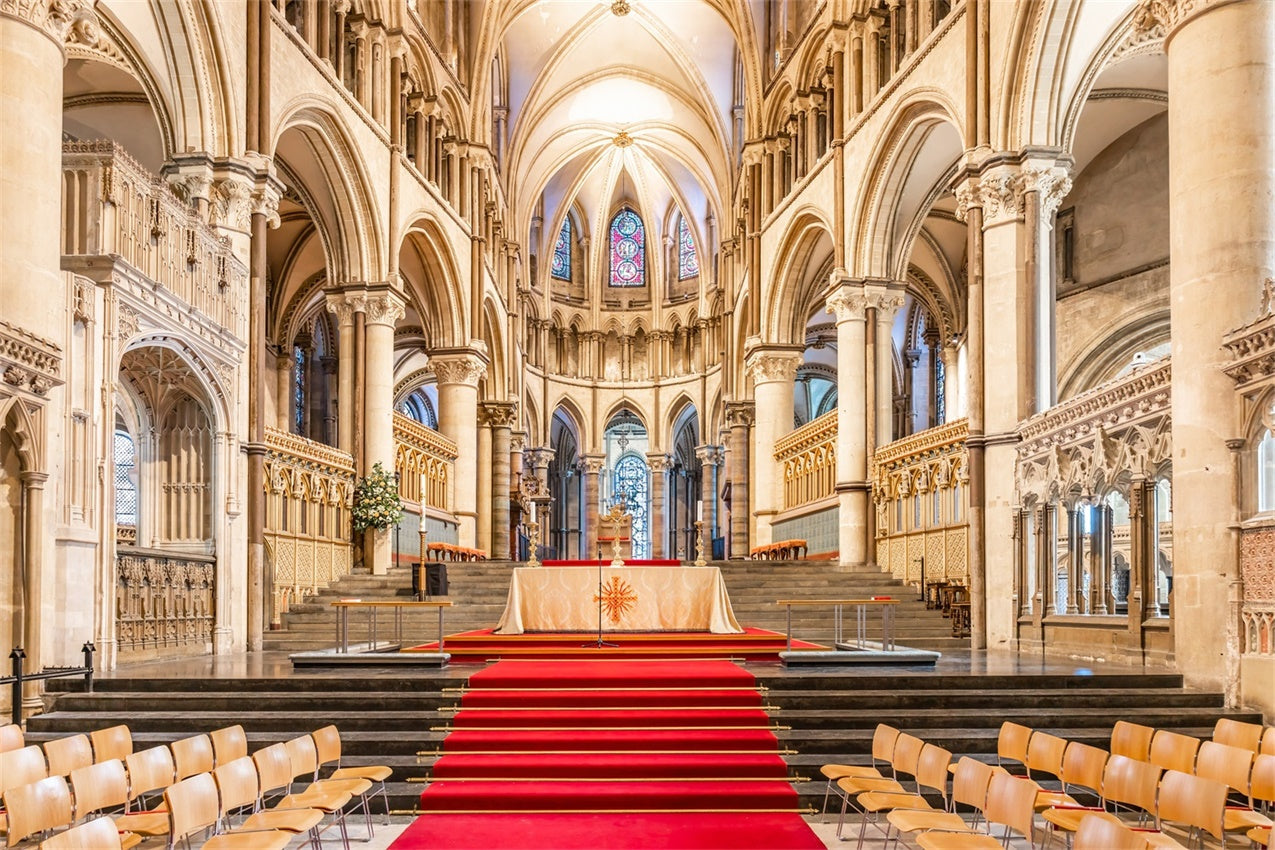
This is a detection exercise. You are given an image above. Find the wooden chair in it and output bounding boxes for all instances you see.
[1072,813,1150,850]
[1,745,49,795]
[916,771,1042,850]
[283,736,373,837]
[1198,747,1275,843]
[43,735,92,779]
[69,759,169,838]
[253,743,353,850]
[1263,728,1275,757]
[1215,719,1266,753]
[1112,721,1156,762]
[1037,743,1111,845]
[38,817,124,850]
[1026,733,1080,810]
[163,772,290,850]
[888,757,1000,841]
[0,726,23,755]
[171,734,213,781]
[1156,769,1227,848]
[834,733,925,833]
[212,756,323,848]
[1249,825,1270,847]
[123,746,176,815]
[820,724,900,818]
[5,775,73,847]
[210,725,247,767]
[998,721,1034,770]
[850,742,954,846]
[1148,730,1200,775]
[90,726,132,765]
[311,726,392,821]
[1104,754,1163,824]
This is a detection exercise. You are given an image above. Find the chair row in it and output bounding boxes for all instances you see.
[425,541,487,561]
[748,539,808,560]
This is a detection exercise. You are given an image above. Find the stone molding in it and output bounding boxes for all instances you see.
[1133,0,1240,42]
[725,401,756,428]
[478,400,519,429]
[0,318,63,398]
[430,349,488,386]
[746,347,803,385]
[826,285,868,323]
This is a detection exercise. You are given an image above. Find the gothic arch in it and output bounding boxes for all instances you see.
[398,216,467,349]
[765,210,836,345]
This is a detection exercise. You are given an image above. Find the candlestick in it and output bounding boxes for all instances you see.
[696,499,703,521]
[693,520,706,566]
[527,520,541,567]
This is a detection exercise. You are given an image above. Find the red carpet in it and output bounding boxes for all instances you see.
[393,658,822,849]
[409,628,826,662]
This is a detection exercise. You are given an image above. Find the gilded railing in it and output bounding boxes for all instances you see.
[394,412,457,511]
[774,410,837,510]
[873,419,970,586]
[60,141,247,337]
[263,427,355,624]
[115,548,215,658]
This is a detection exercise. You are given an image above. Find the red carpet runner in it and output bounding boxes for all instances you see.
[391,659,824,849]
[408,627,826,662]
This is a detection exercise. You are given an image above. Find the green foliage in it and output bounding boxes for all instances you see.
[352,462,403,532]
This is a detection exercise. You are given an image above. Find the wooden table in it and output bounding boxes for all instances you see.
[774,599,900,651]
[331,600,453,654]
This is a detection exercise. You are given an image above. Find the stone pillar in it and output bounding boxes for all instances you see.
[475,416,493,554]
[696,445,723,558]
[1134,0,1275,693]
[1066,505,1083,615]
[872,289,906,448]
[482,402,518,560]
[432,348,488,547]
[582,454,605,559]
[746,346,802,546]
[20,472,48,714]
[325,294,359,457]
[941,343,961,421]
[827,281,869,568]
[725,403,754,557]
[1034,503,1052,626]
[1128,476,1150,627]
[275,350,292,431]
[321,356,338,445]
[647,453,670,559]
[361,289,405,575]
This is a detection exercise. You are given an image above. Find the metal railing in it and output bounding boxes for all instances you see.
[1,644,95,724]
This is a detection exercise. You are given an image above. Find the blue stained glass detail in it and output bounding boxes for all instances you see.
[551,217,571,281]
[294,346,306,434]
[613,453,650,558]
[609,209,645,287]
[678,217,699,280]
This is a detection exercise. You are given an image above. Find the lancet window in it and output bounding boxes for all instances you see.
[609,208,646,287]
[613,453,651,558]
[552,217,572,281]
[677,217,699,280]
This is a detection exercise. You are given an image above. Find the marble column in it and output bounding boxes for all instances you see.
[745,346,802,546]
[475,416,492,554]
[696,445,723,558]
[725,403,754,557]
[482,402,518,560]
[647,453,671,559]
[361,289,405,575]
[20,472,48,714]
[1135,0,1275,695]
[827,281,869,568]
[432,348,488,547]
[582,454,605,559]
[872,288,906,448]
[325,295,360,457]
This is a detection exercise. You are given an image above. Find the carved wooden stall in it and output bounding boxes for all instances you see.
[115,550,215,659]
[775,410,837,511]
[394,411,458,513]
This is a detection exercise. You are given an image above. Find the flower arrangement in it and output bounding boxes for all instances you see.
[352,462,403,532]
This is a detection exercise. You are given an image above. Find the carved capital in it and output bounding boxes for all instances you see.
[209,174,255,233]
[725,401,756,428]
[0,318,63,398]
[867,290,906,320]
[1,0,86,44]
[695,444,724,466]
[646,452,672,473]
[580,453,606,475]
[826,284,868,324]
[479,400,519,429]
[251,183,282,229]
[1017,162,1073,221]
[324,291,363,326]
[431,349,488,387]
[1133,0,1237,40]
[362,291,406,328]
[952,178,982,222]
[978,167,1022,225]
[746,348,802,385]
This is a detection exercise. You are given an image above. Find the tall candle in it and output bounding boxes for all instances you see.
[531,501,537,524]
[697,500,703,521]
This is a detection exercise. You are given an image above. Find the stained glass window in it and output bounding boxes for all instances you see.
[609,208,645,287]
[677,217,699,280]
[613,453,651,558]
[551,217,572,281]
[114,429,137,527]
[935,356,946,424]
[294,346,306,434]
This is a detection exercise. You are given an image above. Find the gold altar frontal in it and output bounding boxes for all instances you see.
[493,566,744,635]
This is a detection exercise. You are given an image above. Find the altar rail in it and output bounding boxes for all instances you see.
[61,141,246,336]
[872,419,970,586]
[774,410,837,510]
[394,412,457,511]
[264,427,355,625]
[115,548,215,659]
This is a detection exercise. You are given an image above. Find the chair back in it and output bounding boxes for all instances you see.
[1026,731,1068,782]
[1263,727,1275,756]
[5,775,73,847]
[998,721,1033,767]
[210,725,247,766]
[1,745,49,794]
[312,726,342,770]
[38,816,123,850]
[915,743,954,802]
[890,733,925,783]
[870,724,901,774]
[172,734,214,780]
[284,735,320,785]
[1110,721,1154,761]
[1102,754,1161,815]
[1148,729,1200,774]
[124,745,176,807]
[951,757,998,812]
[44,734,92,778]
[1157,769,1226,841]
[163,773,220,845]
[1215,718,1265,753]
[212,756,260,814]
[984,771,1039,842]
[253,743,294,798]
[1061,742,1108,795]
[69,759,128,818]
[0,724,24,753]
[1196,740,1255,796]
[1250,753,1275,807]
[1073,813,1150,850]
[90,725,132,764]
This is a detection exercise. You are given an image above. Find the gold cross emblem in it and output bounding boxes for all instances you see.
[594,575,638,625]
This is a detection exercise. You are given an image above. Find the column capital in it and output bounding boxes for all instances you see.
[1133,0,1239,43]
[826,281,868,324]
[645,452,672,472]
[866,287,906,320]
[510,430,528,454]
[725,400,756,428]
[324,288,367,325]
[745,346,803,385]
[695,444,724,466]
[1017,160,1073,220]
[430,347,489,387]
[581,453,606,475]
[523,446,556,469]
[361,290,406,328]
[478,400,519,428]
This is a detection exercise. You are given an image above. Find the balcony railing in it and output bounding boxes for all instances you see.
[394,412,458,512]
[774,410,837,511]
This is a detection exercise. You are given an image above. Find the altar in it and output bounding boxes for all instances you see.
[493,566,744,635]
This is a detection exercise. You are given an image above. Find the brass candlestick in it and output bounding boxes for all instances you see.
[527,520,541,567]
[693,520,706,566]
[417,528,428,600]
[605,499,627,567]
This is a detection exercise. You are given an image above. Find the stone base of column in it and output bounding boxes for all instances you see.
[213,628,233,655]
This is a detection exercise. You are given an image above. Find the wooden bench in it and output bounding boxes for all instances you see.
[749,539,808,560]
[426,542,488,562]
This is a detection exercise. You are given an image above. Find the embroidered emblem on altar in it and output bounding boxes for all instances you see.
[594,575,638,624]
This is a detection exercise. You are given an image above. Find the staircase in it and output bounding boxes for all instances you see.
[264,559,963,653]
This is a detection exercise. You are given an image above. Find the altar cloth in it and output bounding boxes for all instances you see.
[494,566,744,635]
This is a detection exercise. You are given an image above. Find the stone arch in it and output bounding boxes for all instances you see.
[1059,310,1171,401]
[118,332,231,432]
[398,216,467,349]
[764,210,836,345]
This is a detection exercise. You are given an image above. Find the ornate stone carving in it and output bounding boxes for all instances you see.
[1,0,87,42]
[867,291,906,319]
[826,285,868,323]
[695,444,724,466]
[361,291,406,327]
[209,174,254,233]
[1222,287,1275,390]
[645,452,672,473]
[115,550,215,656]
[431,350,488,386]
[478,401,519,429]
[978,168,1022,225]
[952,179,981,222]
[324,293,360,326]
[251,183,282,229]
[580,453,605,475]
[117,303,141,341]
[725,401,756,428]
[0,318,63,398]
[746,349,802,385]
[1134,0,1235,39]
[1018,163,1073,220]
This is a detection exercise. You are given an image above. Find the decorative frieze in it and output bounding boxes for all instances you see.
[0,318,62,398]
[774,411,837,510]
[394,411,458,512]
[115,549,215,656]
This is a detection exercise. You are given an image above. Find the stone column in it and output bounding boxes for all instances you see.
[325,294,360,457]
[1067,505,1083,615]
[275,350,292,431]
[647,453,670,559]
[941,343,961,420]
[1134,0,1275,693]
[582,454,605,559]
[321,356,338,445]
[827,281,869,568]
[1034,502,1052,626]
[475,415,493,554]
[746,346,802,546]
[872,289,906,448]
[1128,476,1150,628]
[482,402,518,560]
[725,403,754,557]
[432,348,488,547]
[696,445,723,557]
[361,289,405,575]
[20,472,48,714]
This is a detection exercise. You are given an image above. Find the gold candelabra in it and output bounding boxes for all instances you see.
[605,498,627,567]
[693,520,706,566]
[526,519,541,567]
